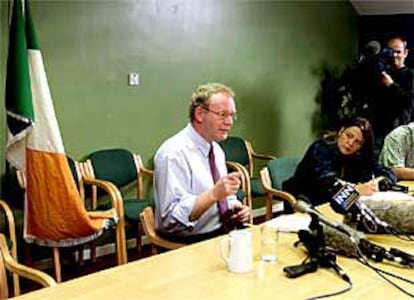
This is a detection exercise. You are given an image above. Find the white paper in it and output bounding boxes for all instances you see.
[264,214,311,232]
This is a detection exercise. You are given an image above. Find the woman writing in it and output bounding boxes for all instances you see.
[283,117,396,213]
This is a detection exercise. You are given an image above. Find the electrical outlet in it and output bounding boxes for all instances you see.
[128,73,140,86]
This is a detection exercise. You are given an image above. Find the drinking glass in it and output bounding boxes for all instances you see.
[260,225,279,263]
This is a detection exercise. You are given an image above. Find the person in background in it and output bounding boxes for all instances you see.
[372,35,414,153]
[154,82,251,244]
[283,117,396,213]
[380,122,414,180]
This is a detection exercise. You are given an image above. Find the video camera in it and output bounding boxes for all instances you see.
[359,40,395,74]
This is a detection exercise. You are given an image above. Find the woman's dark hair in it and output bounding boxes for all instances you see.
[340,117,374,161]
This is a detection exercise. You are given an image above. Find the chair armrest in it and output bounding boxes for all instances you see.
[260,167,296,220]
[251,152,277,161]
[246,141,276,161]
[0,234,56,287]
[226,161,252,223]
[260,167,295,202]
[0,201,16,253]
[139,207,185,251]
[82,177,124,218]
[0,200,20,296]
[140,166,154,177]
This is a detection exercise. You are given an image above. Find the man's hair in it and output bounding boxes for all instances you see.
[188,83,235,121]
[387,34,408,49]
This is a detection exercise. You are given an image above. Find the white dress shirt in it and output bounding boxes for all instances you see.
[154,123,238,236]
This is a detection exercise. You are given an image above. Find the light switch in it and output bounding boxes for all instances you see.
[128,73,140,86]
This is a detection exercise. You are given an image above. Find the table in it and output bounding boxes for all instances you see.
[399,180,414,193]
[14,205,414,300]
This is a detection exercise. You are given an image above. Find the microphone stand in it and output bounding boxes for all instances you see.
[284,214,351,283]
[309,214,349,278]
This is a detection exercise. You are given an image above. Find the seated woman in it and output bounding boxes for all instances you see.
[283,117,396,213]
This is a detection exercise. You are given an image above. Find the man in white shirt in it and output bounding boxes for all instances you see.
[154,83,251,243]
[380,122,414,180]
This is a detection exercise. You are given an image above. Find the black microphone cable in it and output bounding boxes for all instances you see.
[386,226,414,242]
[352,238,414,298]
[304,257,353,300]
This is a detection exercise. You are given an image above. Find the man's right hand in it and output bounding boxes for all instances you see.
[381,71,394,87]
[212,171,241,200]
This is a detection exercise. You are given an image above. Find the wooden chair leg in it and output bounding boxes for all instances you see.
[137,223,143,253]
[0,252,9,299]
[53,247,62,283]
[266,195,273,221]
[115,221,128,265]
[151,245,158,255]
[12,269,20,296]
[90,240,97,263]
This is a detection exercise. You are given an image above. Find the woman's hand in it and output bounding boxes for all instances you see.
[355,179,379,196]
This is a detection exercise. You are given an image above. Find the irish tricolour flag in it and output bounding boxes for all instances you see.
[6,0,116,247]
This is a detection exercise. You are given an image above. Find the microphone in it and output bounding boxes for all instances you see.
[359,40,381,62]
[295,195,353,237]
[330,181,359,214]
[363,40,381,57]
[342,193,414,234]
[322,224,414,267]
[330,180,392,232]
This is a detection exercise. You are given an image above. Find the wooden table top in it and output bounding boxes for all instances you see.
[14,205,414,300]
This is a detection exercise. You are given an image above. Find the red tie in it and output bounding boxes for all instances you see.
[208,144,229,217]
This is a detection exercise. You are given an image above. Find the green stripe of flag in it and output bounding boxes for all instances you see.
[25,0,39,50]
[6,0,34,131]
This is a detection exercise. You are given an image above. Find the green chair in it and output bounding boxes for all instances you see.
[260,157,300,220]
[219,136,276,209]
[83,149,153,254]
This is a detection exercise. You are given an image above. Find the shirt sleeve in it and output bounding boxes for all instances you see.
[154,150,197,232]
[380,133,406,168]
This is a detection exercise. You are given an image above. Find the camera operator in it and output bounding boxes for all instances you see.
[372,35,414,154]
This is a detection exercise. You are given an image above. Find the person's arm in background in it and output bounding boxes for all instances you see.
[381,69,414,117]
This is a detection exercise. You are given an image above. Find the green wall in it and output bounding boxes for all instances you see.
[1,0,358,194]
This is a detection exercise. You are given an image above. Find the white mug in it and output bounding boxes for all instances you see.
[219,229,253,273]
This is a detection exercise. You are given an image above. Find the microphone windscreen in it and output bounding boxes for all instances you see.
[322,223,365,258]
[364,40,381,57]
[344,198,414,234]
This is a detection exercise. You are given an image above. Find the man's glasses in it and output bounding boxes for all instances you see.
[201,106,238,121]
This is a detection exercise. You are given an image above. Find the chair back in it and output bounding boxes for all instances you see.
[85,149,138,189]
[0,234,56,299]
[219,136,251,169]
[267,157,300,190]
[16,156,81,190]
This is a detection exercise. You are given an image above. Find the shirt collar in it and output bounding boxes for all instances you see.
[186,123,212,157]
